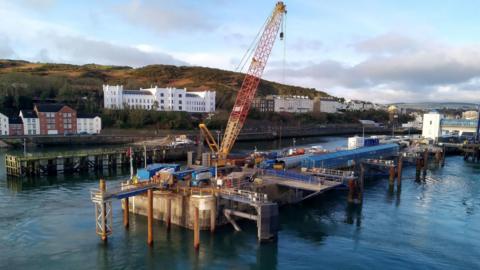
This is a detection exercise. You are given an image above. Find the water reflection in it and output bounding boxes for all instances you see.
[255,241,278,270]
[345,203,362,227]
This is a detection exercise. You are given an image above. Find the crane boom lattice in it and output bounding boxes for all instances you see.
[219,2,286,159]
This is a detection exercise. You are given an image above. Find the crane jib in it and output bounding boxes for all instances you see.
[200,2,287,163]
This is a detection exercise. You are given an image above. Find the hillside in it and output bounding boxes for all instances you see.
[0,59,330,115]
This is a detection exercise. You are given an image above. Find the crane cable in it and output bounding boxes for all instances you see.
[281,12,287,84]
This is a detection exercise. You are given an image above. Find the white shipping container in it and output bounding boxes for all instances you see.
[348,136,364,150]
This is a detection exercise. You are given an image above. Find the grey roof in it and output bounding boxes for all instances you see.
[20,110,38,118]
[123,90,152,96]
[77,113,100,119]
[35,103,66,112]
[9,116,23,124]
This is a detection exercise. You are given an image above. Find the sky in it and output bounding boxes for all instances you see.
[1,0,480,104]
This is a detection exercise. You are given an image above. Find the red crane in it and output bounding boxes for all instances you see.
[200,2,287,165]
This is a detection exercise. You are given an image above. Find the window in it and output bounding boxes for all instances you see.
[179,100,182,104]
[160,93,164,97]
[179,94,182,98]
[161,100,164,104]
[179,106,182,110]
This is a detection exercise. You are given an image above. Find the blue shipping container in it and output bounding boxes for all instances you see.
[136,163,180,180]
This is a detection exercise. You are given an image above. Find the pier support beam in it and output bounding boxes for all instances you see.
[123,197,129,228]
[147,189,153,246]
[194,207,200,250]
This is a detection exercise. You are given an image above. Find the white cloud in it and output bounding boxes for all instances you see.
[115,0,215,34]
[266,34,480,103]
[0,3,187,67]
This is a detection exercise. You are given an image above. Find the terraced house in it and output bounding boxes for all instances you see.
[34,104,77,135]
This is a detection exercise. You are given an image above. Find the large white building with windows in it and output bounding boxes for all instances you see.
[103,85,215,113]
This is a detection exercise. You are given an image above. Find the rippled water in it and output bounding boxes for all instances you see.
[1,138,479,269]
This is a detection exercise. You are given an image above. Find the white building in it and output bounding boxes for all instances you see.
[314,98,345,113]
[77,113,102,134]
[422,112,442,140]
[103,85,215,113]
[19,110,40,135]
[273,95,313,113]
[0,112,8,135]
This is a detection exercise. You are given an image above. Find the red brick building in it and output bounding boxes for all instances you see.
[34,104,77,135]
[8,116,24,135]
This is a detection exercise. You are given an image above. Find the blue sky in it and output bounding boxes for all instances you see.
[1,0,480,103]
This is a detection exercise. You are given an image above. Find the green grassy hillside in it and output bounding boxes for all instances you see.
[0,59,330,115]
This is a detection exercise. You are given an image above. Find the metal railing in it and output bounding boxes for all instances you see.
[262,169,345,184]
[219,188,269,204]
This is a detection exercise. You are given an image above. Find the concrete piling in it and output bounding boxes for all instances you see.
[147,189,153,246]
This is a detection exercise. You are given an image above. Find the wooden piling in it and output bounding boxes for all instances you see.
[147,189,153,246]
[441,146,446,167]
[389,166,395,186]
[194,207,200,249]
[423,149,429,170]
[123,197,129,228]
[358,165,365,203]
[347,179,354,203]
[397,156,403,187]
[99,179,107,242]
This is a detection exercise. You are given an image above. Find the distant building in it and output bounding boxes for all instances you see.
[273,95,313,113]
[252,96,275,112]
[19,110,40,135]
[34,104,77,135]
[422,111,478,140]
[9,116,24,135]
[462,110,479,120]
[77,113,102,134]
[252,95,313,113]
[0,112,9,135]
[313,98,344,113]
[103,85,215,113]
[359,119,380,127]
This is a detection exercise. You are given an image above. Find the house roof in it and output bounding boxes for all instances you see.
[9,116,23,124]
[77,113,100,119]
[35,103,66,112]
[123,90,152,96]
[20,110,38,118]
